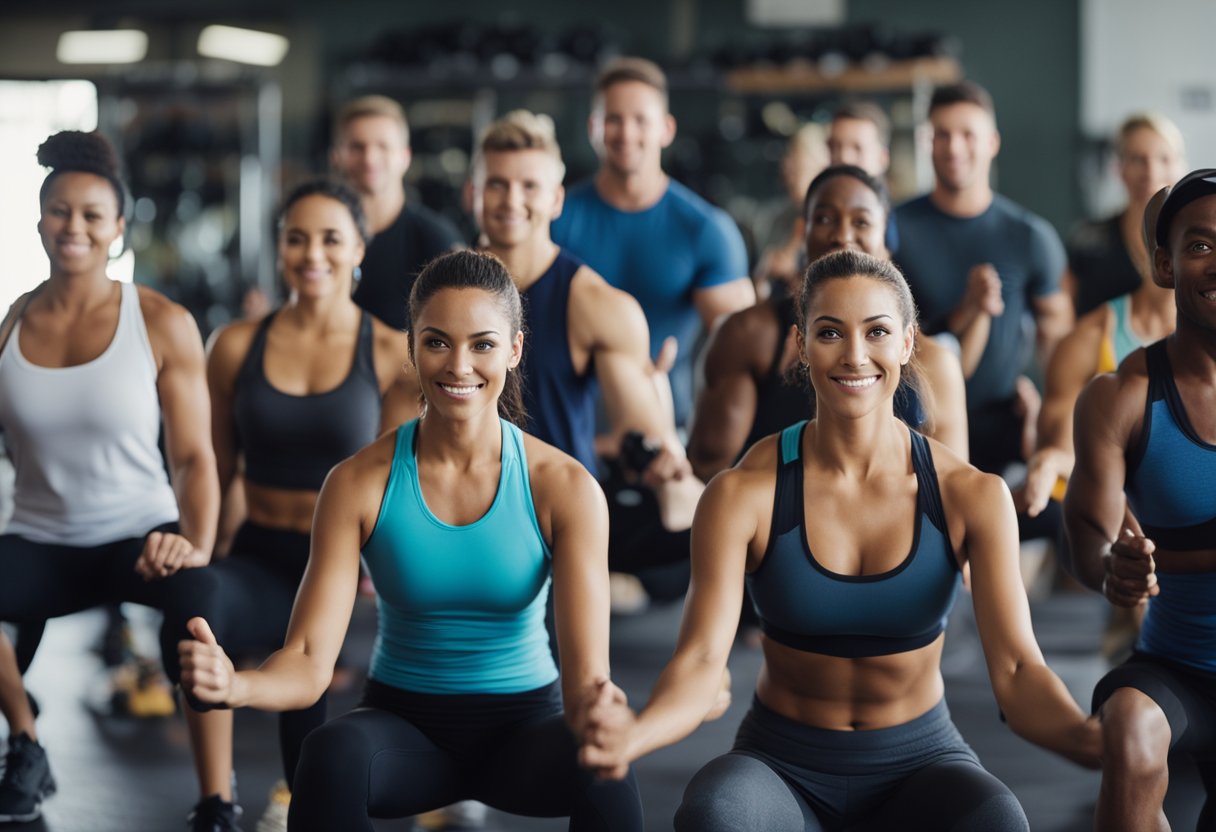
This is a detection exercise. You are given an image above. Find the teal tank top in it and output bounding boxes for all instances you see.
[362,418,558,694]
[1109,294,1146,367]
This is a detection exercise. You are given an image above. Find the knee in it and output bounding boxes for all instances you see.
[1100,688,1171,778]
[295,719,370,785]
[674,763,765,832]
[951,794,1029,832]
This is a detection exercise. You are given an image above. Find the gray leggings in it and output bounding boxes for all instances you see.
[675,698,1028,832]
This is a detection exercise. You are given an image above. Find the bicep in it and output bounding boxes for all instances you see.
[1063,380,1129,538]
[688,328,761,478]
[159,314,213,467]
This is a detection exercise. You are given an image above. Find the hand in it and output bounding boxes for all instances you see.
[641,443,693,488]
[1102,530,1158,607]
[135,531,204,581]
[578,678,637,781]
[965,264,1005,317]
[178,617,237,706]
[1021,447,1068,518]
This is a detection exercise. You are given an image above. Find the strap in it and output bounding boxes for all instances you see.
[0,283,46,358]
[780,421,806,466]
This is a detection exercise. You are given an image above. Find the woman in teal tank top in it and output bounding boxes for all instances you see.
[178,251,643,831]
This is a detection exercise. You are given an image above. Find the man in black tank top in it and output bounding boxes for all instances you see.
[469,111,703,585]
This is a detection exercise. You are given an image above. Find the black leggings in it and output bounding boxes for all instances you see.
[206,523,325,788]
[289,679,643,832]
[0,525,219,686]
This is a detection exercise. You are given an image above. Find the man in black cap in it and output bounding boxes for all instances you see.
[1065,169,1216,830]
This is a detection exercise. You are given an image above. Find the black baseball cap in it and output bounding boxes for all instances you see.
[1155,168,1216,247]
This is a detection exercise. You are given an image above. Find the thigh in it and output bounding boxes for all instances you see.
[0,535,110,620]
[289,707,465,832]
[474,712,643,831]
[207,556,297,654]
[1094,653,1216,756]
[675,752,823,832]
[854,760,1028,832]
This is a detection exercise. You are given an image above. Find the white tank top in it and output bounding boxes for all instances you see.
[0,282,179,546]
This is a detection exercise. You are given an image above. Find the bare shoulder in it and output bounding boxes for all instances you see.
[705,301,779,373]
[325,428,399,507]
[370,314,405,348]
[136,285,205,365]
[522,431,604,513]
[570,265,647,330]
[914,334,957,378]
[734,431,781,473]
[206,317,261,359]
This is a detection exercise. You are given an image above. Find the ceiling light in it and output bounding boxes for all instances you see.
[197,25,289,67]
[56,30,148,64]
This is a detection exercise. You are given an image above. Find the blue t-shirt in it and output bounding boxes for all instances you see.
[551,179,748,425]
[893,193,1064,410]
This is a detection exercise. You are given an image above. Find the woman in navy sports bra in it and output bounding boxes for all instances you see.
[188,180,415,830]
[1066,169,1216,831]
[180,250,643,831]
[581,249,1101,831]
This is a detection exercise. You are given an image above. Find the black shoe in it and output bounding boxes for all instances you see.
[0,732,56,823]
[188,794,244,832]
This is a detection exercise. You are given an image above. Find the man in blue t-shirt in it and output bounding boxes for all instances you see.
[893,81,1072,477]
[551,57,753,427]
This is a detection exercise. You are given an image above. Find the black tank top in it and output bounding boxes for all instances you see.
[233,311,381,490]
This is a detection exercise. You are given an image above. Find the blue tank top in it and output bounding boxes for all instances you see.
[362,418,558,694]
[519,249,598,472]
[746,421,961,658]
[1109,294,1145,367]
[1125,340,1216,551]
[233,311,381,490]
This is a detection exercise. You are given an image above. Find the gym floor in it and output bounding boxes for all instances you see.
[4,588,1203,831]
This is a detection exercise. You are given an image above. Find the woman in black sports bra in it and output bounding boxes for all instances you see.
[190,180,416,831]
[580,250,1101,831]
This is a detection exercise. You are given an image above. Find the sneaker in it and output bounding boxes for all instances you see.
[254,781,289,832]
[0,732,56,823]
[188,794,244,832]
[415,800,488,830]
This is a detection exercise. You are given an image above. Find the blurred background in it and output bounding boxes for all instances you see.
[1,0,1212,333]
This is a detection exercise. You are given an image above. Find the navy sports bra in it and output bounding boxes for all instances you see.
[746,421,961,658]
[1125,339,1216,551]
[233,311,381,490]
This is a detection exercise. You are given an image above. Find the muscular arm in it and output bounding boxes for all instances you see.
[959,468,1101,767]
[687,308,769,480]
[914,334,968,459]
[582,466,761,774]
[536,454,614,734]
[150,297,219,563]
[692,278,756,330]
[193,455,370,711]
[1062,373,1138,591]
[1022,309,1107,515]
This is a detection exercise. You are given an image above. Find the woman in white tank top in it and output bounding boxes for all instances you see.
[0,130,228,829]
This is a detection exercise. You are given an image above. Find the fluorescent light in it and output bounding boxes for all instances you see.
[56,30,148,64]
[197,25,289,67]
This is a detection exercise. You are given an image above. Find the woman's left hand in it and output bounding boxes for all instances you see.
[577,679,637,780]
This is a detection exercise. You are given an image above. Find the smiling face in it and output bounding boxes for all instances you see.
[411,286,524,422]
[805,174,889,263]
[1156,193,1216,333]
[473,148,564,249]
[278,194,365,301]
[930,102,999,194]
[590,80,675,178]
[38,172,124,277]
[799,275,914,418]
[331,114,410,198]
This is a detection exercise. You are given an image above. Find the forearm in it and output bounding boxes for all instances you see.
[629,652,727,761]
[955,313,991,379]
[1061,513,1111,591]
[996,663,1099,766]
[173,453,220,562]
[230,647,332,712]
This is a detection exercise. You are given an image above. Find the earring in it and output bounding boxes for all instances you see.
[353,266,362,281]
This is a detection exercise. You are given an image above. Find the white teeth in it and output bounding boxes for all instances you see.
[438,383,479,396]
[835,377,878,388]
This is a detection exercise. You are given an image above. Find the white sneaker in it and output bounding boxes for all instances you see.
[255,780,290,832]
